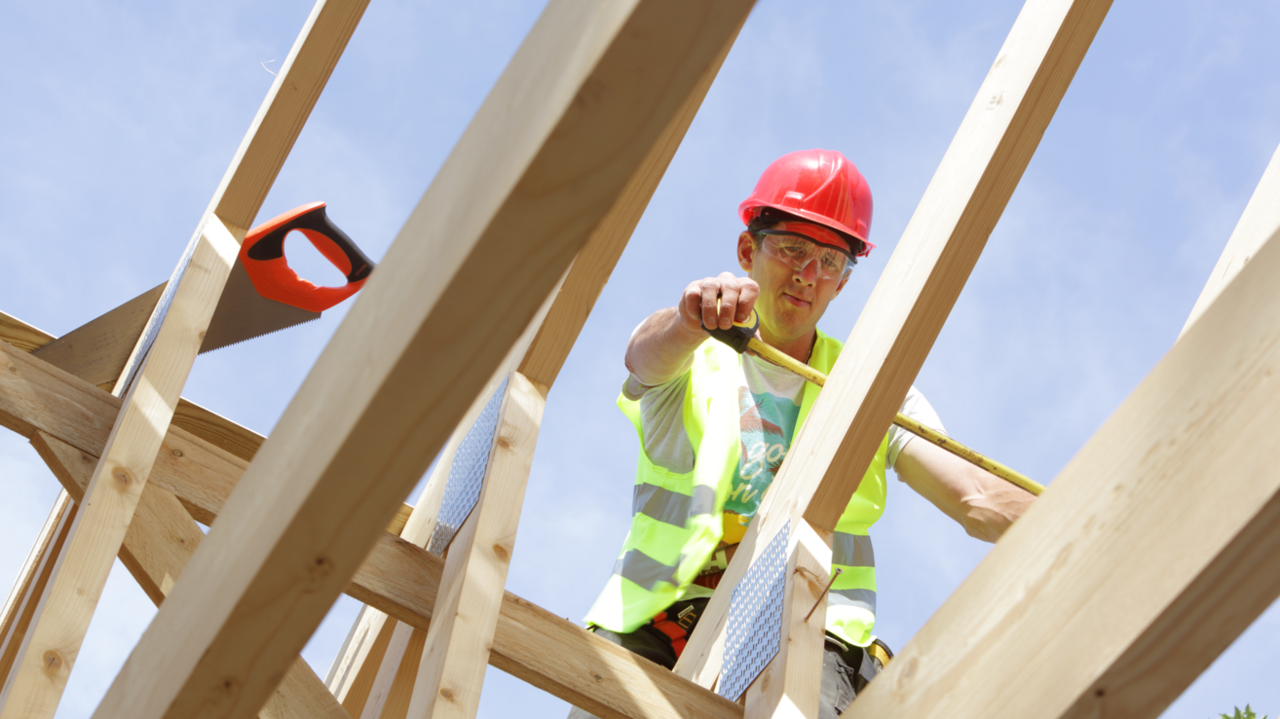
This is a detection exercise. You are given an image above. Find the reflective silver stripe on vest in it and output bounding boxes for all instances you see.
[832,532,874,568]
[613,549,681,590]
[632,483,717,528]
[829,588,876,614]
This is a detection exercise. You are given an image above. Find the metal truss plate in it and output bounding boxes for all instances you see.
[718,519,790,702]
[426,376,508,556]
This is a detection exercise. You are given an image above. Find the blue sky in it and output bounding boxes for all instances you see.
[2,1,1278,717]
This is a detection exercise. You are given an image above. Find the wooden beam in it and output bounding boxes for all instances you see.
[345,16,741,703]
[0,217,239,719]
[328,265,565,716]
[342,10,743,706]
[515,0,736,389]
[355,622,417,719]
[1179,143,1280,337]
[0,314,54,354]
[675,0,1112,688]
[0,493,76,688]
[204,0,370,231]
[29,431,350,719]
[404,372,544,718]
[327,608,396,715]
[842,151,1280,719]
[0,311,412,537]
[741,523,830,719]
[0,312,265,463]
[88,2,752,717]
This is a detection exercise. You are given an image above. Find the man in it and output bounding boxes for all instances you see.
[572,150,1034,718]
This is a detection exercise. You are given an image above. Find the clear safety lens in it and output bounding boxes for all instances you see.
[758,233,849,280]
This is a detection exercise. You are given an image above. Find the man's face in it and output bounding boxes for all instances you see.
[737,224,849,347]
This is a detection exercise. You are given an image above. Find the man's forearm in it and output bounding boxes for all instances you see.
[895,437,1035,543]
[625,307,707,387]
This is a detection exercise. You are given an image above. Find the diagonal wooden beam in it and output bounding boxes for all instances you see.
[0,312,412,536]
[675,0,1113,689]
[87,2,752,717]
[0,217,240,719]
[338,12,744,710]
[353,621,415,719]
[205,0,369,230]
[842,148,1280,719]
[1179,143,1280,338]
[402,372,545,719]
[741,522,830,719]
[2,309,265,465]
[328,267,566,717]
[0,337,741,719]
[29,432,350,719]
[0,493,76,689]
[327,608,395,716]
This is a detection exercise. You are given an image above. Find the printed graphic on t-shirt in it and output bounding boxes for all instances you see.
[725,385,801,517]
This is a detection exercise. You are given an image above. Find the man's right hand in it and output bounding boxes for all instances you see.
[679,272,760,333]
[626,273,761,388]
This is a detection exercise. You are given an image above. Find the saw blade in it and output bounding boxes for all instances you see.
[33,283,167,387]
[201,261,320,353]
[33,261,319,387]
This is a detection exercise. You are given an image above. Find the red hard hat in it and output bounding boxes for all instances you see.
[739,149,874,257]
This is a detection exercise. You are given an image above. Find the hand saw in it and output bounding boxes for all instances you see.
[34,202,374,387]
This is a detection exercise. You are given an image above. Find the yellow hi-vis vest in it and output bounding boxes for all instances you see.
[584,330,889,647]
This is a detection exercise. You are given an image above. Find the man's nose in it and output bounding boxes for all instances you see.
[793,258,819,284]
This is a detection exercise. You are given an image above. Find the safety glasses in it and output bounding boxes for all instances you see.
[755,230,852,280]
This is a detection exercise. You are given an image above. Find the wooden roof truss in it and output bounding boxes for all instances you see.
[2,0,1278,717]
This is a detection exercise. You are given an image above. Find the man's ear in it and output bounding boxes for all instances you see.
[737,232,756,272]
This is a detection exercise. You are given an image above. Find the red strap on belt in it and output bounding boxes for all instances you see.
[650,612,688,657]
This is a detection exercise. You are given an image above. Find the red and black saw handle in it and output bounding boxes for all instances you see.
[241,201,374,313]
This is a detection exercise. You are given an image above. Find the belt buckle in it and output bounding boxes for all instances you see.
[676,605,697,631]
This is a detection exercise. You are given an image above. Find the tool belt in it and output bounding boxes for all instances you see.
[648,599,704,657]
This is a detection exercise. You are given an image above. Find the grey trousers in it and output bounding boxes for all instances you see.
[567,599,881,719]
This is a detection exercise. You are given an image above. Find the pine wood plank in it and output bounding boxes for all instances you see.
[29,432,350,719]
[5,298,260,464]
[170,400,263,464]
[842,159,1280,719]
[209,0,369,230]
[0,314,53,354]
[0,326,411,537]
[516,3,740,389]
[0,494,76,689]
[335,8,742,701]
[326,269,564,715]
[0,340,740,719]
[742,522,830,719]
[87,2,751,717]
[371,627,425,719]
[0,217,240,719]
[328,608,396,714]
[404,372,544,719]
[674,0,1113,687]
[1179,143,1280,337]
[356,622,416,719]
